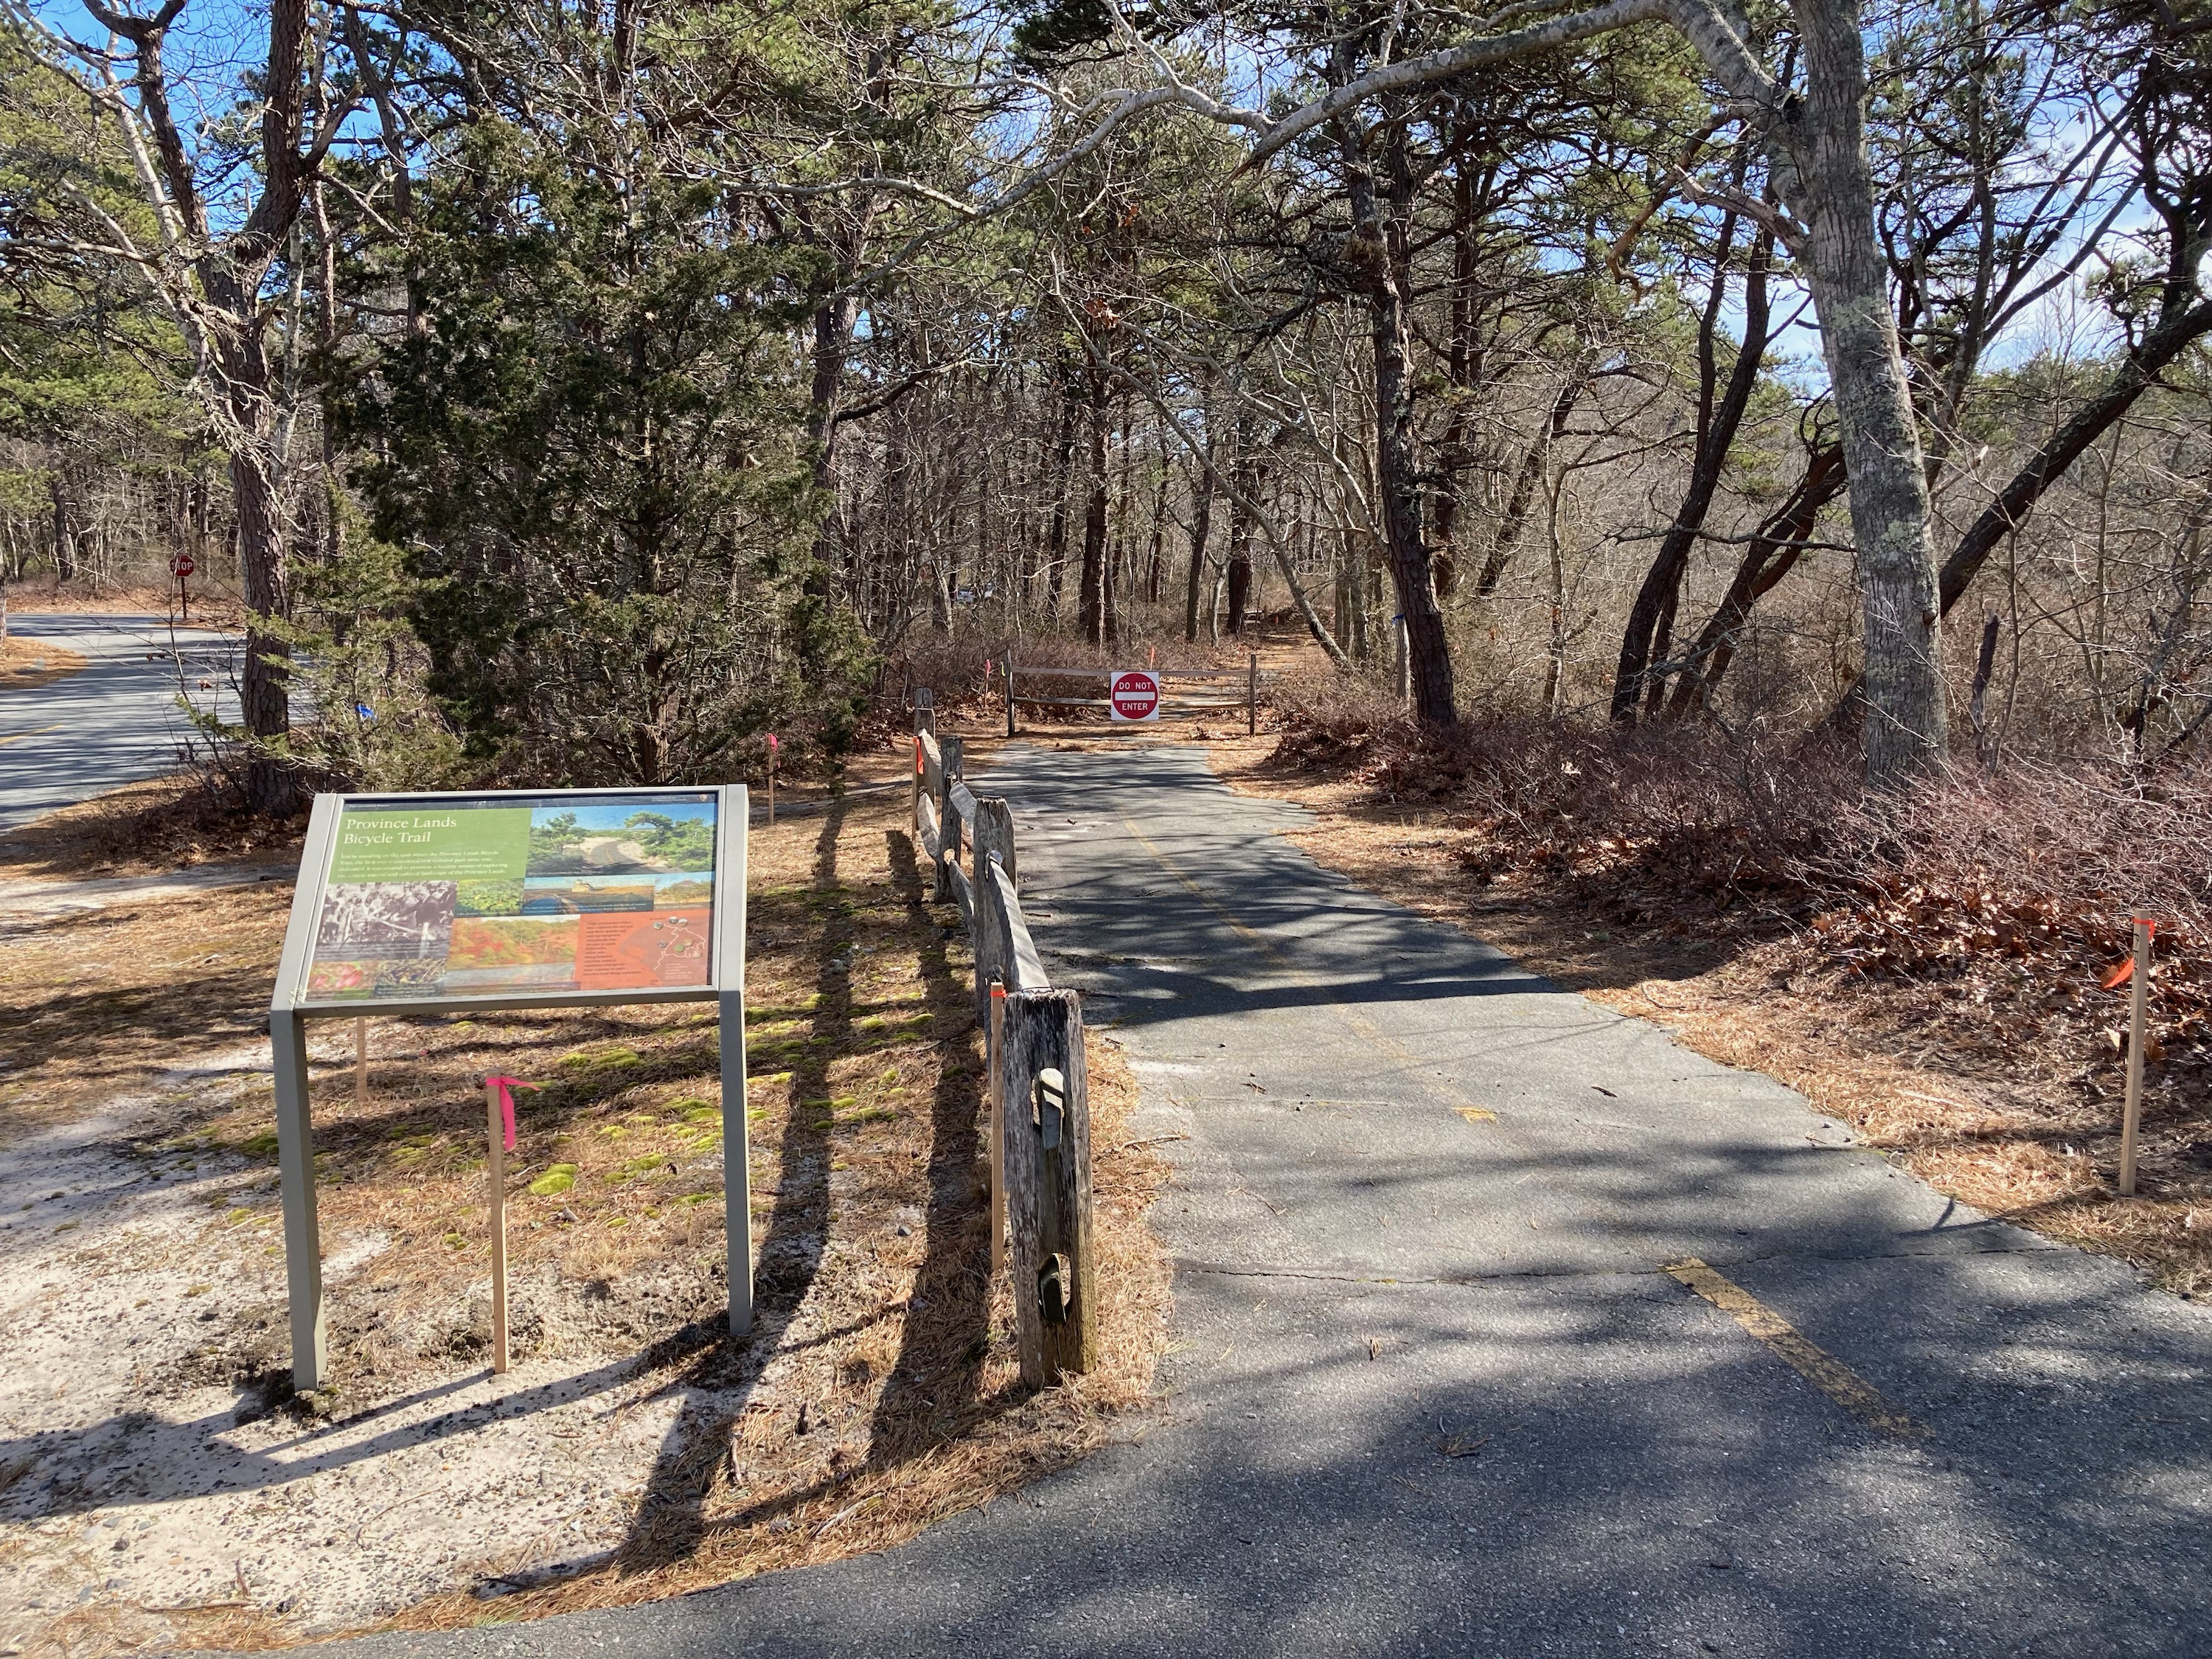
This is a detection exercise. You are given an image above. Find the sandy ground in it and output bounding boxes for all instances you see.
[0,1018,719,1653]
[0,781,1170,1656]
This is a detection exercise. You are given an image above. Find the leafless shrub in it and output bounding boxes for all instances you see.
[1271,684,2211,1055]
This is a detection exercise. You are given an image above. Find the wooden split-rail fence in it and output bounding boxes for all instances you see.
[1005,655,1271,735]
[910,692,1093,1386]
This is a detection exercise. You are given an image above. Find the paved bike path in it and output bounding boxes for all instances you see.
[326,745,2212,1658]
[0,613,240,833]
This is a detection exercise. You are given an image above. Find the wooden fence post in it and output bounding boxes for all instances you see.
[998,990,1096,1386]
[989,981,1007,1276]
[482,1079,510,1375]
[972,797,1018,888]
[1248,651,1258,734]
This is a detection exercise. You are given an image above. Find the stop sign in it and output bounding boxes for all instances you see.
[1108,669,1161,723]
[170,552,195,578]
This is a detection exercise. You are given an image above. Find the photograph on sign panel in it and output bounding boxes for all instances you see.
[442,915,582,992]
[304,959,376,1000]
[526,799,715,877]
[520,872,713,914]
[575,908,711,990]
[453,877,525,917]
[316,880,456,960]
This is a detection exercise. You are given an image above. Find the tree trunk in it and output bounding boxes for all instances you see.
[229,444,299,814]
[1938,296,2212,614]
[1432,150,1492,599]
[1183,447,1214,642]
[1078,369,1111,647]
[1612,215,1771,723]
[49,477,74,582]
[1794,0,1947,779]
[1043,371,1077,623]
[1355,123,1455,724]
[1666,442,1848,717]
[1224,431,1253,635]
[1146,462,1166,605]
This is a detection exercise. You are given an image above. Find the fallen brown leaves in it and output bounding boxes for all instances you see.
[1,636,89,691]
[0,769,307,881]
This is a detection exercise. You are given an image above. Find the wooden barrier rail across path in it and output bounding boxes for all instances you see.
[910,697,1095,1387]
[1005,655,1270,736]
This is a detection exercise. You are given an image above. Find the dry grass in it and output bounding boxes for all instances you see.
[4,581,245,626]
[0,636,89,691]
[3,786,1170,1652]
[0,769,307,882]
[341,790,1172,1636]
[1211,722,2212,1302]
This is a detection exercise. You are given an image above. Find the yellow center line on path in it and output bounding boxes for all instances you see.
[1663,1256,1926,1439]
[0,724,62,746]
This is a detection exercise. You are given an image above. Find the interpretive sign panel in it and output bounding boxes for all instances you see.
[291,790,721,1011]
[268,785,752,1394]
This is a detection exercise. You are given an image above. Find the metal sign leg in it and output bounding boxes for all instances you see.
[270,1008,327,1391]
[717,785,753,1338]
[721,986,753,1336]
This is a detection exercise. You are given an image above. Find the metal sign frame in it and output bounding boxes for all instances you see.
[267,784,751,1391]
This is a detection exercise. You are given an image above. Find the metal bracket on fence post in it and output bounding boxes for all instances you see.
[1036,1067,1068,1325]
[990,979,1007,1275]
[936,735,963,901]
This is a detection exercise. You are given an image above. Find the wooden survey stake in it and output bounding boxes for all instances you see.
[484,1079,509,1374]
[2119,918,2155,1197]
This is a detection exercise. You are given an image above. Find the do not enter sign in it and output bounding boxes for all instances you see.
[1109,669,1161,723]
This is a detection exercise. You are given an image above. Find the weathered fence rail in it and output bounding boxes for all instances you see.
[910,699,1090,1387]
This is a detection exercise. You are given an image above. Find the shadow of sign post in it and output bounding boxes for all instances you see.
[265,784,751,1391]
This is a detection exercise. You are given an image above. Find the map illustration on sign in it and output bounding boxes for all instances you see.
[302,793,717,1004]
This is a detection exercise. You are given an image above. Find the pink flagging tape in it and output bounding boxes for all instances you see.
[484,1076,540,1150]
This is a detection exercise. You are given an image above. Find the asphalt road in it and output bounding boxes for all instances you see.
[317,744,2212,1658]
[0,613,240,835]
